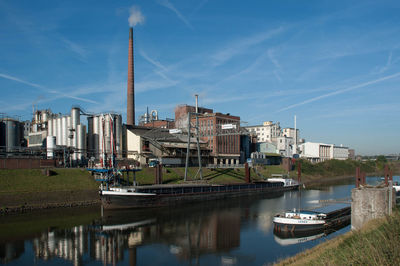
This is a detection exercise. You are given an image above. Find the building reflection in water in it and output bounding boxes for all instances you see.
[27,206,242,265]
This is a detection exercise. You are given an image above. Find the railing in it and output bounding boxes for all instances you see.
[206,164,245,169]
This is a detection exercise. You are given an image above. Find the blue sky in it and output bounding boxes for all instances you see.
[1,0,399,155]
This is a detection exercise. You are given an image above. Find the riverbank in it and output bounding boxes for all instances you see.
[275,207,400,265]
[1,159,397,213]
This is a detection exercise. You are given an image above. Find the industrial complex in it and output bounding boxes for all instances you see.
[0,28,354,168]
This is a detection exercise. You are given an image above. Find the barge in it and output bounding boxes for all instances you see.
[100,181,299,210]
[273,203,351,233]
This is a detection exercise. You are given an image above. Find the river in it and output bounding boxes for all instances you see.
[1,176,398,265]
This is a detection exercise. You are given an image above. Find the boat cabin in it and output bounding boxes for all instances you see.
[284,210,326,220]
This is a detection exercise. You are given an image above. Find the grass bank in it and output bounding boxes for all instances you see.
[276,208,400,265]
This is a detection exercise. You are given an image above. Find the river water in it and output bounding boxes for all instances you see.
[1,176,398,266]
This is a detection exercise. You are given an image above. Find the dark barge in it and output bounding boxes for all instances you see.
[100,181,299,210]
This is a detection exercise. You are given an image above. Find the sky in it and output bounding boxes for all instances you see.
[0,0,399,155]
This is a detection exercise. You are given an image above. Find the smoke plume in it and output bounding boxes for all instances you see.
[128,6,145,27]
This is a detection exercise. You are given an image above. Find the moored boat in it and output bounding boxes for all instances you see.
[100,181,297,209]
[273,203,351,233]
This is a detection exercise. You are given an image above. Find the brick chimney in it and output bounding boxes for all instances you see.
[127,27,135,126]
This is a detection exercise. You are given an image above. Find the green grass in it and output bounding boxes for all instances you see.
[0,168,98,194]
[277,208,400,265]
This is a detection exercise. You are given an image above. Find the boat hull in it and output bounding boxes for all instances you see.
[273,217,326,233]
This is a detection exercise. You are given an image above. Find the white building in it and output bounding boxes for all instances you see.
[244,121,281,143]
[299,142,349,163]
[277,136,293,157]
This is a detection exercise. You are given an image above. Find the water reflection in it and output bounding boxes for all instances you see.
[4,178,397,265]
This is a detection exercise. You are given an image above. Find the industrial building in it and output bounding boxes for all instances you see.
[125,126,209,166]
[244,121,282,143]
[26,108,122,166]
[299,142,349,163]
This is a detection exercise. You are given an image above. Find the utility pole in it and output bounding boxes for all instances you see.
[195,95,203,180]
[184,112,191,181]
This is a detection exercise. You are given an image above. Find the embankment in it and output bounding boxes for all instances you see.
[275,207,400,265]
[0,169,100,213]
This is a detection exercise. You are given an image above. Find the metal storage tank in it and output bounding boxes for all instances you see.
[115,114,122,157]
[93,116,99,159]
[104,114,111,154]
[46,136,56,159]
[56,117,62,146]
[61,116,67,146]
[87,116,93,157]
[71,107,80,130]
[98,115,104,158]
[52,117,57,137]
[42,111,48,123]
[5,119,20,152]
[48,118,53,137]
[76,124,86,161]
[0,121,5,149]
[66,116,72,147]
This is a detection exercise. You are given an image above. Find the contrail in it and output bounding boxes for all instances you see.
[277,72,400,112]
[0,72,98,104]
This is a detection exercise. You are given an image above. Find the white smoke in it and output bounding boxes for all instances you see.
[128,6,145,27]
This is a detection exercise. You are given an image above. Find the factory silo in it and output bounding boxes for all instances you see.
[115,114,122,158]
[76,124,86,161]
[67,116,72,147]
[98,116,104,161]
[48,118,53,137]
[56,117,62,145]
[93,116,99,159]
[46,136,56,159]
[5,119,20,152]
[0,120,5,149]
[52,116,57,138]
[61,116,67,146]
[104,114,111,154]
[87,116,94,158]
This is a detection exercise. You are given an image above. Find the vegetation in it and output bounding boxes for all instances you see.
[0,168,98,194]
[276,208,400,266]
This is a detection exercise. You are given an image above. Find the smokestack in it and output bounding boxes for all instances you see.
[127,27,135,126]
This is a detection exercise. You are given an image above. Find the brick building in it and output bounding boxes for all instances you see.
[175,105,241,165]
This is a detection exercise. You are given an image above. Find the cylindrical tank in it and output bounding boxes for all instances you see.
[98,116,104,160]
[87,116,93,157]
[115,114,122,157]
[67,116,72,147]
[48,119,53,137]
[61,116,68,146]
[76,124,86,161]
[104,115,111,154]
[93,116,99,159]
[71,107,80,129]
[46,136,56,159]
[0,121,5,149]
[56,117,62,146]
[42,111,48,123]
[34,111,40,123]
[52,117,57,137]
[61,116,67,146]
[5,119,20,152]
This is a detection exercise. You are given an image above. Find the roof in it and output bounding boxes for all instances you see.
[127,126,207,144]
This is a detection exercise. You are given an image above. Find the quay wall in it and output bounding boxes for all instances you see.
[351,186,396,230]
